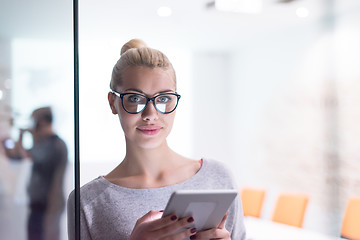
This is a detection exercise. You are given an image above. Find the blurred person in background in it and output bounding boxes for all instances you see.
[2,106,68,240]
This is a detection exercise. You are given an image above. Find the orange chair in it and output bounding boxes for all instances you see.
[240,188,266,218]
[272,193,309,228]
[341,197,360,240]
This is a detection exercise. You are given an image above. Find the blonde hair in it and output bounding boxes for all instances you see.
[110,39,176,90]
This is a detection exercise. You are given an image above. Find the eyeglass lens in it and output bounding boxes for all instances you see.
[122,93,178,113]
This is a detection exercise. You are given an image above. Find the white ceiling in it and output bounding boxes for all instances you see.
[0,0,359,50]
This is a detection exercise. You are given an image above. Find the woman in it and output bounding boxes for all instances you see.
[67,39,246,240]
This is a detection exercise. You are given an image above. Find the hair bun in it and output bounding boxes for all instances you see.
[121,39,148,55]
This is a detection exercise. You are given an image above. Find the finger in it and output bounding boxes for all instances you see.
[162,227,197,240]
[191,228,230,240]
[148,212,180,231]
[218,212,229,229]
[137,210,163,225]
[154,216,195,236]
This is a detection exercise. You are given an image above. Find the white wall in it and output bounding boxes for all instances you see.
[185,11,360,236]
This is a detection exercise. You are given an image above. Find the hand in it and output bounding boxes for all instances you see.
[189,212,230,240]
[129,210,197,240]
[20,128,34,135]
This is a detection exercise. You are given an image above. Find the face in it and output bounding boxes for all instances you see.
[108,66,177,149]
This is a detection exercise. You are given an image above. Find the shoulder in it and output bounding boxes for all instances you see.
[67,177,113,239]
[202,158,233,176]
[68,177,110,207]
[200,158,238,189]
[48,135,68,154]
[53,135,67,148]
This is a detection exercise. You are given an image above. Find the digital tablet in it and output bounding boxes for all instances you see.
[162,189,238,232]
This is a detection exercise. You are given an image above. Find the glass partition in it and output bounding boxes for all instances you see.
[78,0,360,237]
[0,1,73,239]
[1,0,360,239]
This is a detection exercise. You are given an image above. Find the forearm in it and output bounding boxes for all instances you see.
[4,142,27,160]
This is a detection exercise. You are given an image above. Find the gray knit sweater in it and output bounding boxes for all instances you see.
[67,159,246,240]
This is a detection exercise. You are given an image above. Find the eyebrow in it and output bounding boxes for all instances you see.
[123,88,176,94]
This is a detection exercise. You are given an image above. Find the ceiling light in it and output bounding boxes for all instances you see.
[215,0,262,14]
[296,7,309,18]
[157,6,172,17]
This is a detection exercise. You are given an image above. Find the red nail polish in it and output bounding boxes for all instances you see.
[190,235,197,240]
[187,217,194,223]
[190,228,197,234]
[171,215,177,221]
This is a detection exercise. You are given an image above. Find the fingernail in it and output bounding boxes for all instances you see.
[159,210,164,212]
[190,228,197,234]
[190,235,197,240]
[171,215,177,221]
[187,217,194,223]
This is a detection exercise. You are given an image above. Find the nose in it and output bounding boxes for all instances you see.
[141,100,159,121]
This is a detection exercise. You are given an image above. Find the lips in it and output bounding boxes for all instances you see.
[137,125,162,135]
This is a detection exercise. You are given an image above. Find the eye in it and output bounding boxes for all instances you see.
[127,94,142,103]
[157,95,172,103]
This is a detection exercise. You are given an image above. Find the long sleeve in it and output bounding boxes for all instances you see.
[230,195,247,240]
[67,191,93,240]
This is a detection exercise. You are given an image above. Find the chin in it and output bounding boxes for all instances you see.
[137,140,165,150]
[125,130,170,149]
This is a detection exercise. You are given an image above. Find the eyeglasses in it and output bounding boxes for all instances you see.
[112,91,181,114]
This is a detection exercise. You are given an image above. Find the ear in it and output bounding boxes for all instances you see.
[108,92,118,114]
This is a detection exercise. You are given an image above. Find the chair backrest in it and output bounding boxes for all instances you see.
[341,197,360,240]
[241,188,266,218]
[272,193,309,228]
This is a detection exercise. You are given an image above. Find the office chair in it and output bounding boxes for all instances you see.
[341,197,360,240]
[241,188,266,218]
[272,193,309,228]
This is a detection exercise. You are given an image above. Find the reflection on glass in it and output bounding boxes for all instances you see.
[0,1,73,240]
[3,107,68,240]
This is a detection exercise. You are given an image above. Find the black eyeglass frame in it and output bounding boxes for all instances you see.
[112,91,181,114]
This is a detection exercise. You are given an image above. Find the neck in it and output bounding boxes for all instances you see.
[122,141,179,177]
[105,140,200,189]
